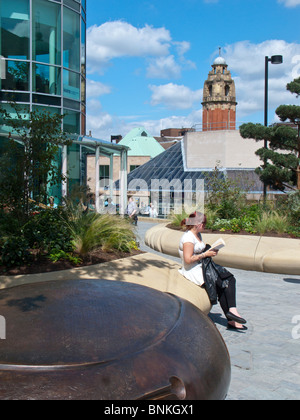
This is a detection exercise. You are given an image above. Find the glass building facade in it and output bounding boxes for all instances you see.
[0,0,89,204]
[0,0,86,135]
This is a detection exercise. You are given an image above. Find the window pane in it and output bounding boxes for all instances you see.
[32,0,61,65]
[0,103,30,135]
[63,109,80,133]
[32,93,61,106]
[33,63,61,95]
[63,69,80,100]
[67,142,80,194]
[33,105,61,117]
[0,0,30,59]
[81,76,85,103]
[81,18,86,76]
[64,0,80,12]
[1,60,29,91]
[63,7,80,71]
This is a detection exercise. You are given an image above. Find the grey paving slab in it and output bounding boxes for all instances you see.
[136,221,300,400]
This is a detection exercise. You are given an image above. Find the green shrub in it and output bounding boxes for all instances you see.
[62,209,137,255]
[287,192,300,224]
[169,210,190,227]
[48,250,82,265]
[0,236,33,268]
[22,208,74,254]
[255,211,289,235]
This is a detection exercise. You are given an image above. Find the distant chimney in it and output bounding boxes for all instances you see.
[111,135,122,144]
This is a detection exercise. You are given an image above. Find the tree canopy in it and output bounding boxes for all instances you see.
[240,78,300,191]
[0,104,71,220]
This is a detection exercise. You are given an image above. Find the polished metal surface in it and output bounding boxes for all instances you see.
[0,280,230,400]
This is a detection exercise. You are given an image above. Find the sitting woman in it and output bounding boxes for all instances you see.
[178,211,247,331]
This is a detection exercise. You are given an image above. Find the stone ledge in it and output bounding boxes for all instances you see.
[0,253,212,315]
[145,224,300,276]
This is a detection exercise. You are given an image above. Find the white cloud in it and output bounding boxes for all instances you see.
[147,56,182,79]
[87,20,195,78]
[149,83,203,110]
[86,34,300,141]
[86,111,114,138]
[86,79,111,98]
[223,40,300,119]
[87,21,172,74]
[86,110,202,140]
[278,0,300,7]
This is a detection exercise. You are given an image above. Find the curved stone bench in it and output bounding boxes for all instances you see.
[0,253,212,315]
[145,224,300,276]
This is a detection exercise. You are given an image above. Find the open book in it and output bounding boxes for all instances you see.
[210,238,226,251]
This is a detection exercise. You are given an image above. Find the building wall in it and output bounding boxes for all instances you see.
[86,155,151,193]
[184,130,264,170]
[202,107,236,131]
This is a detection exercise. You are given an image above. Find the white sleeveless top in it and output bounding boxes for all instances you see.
[178,230,206,286]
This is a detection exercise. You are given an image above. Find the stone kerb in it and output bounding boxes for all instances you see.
[0,253,212,316]
[144,224,300,276]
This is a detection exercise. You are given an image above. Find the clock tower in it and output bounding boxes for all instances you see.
[202,50,237,131]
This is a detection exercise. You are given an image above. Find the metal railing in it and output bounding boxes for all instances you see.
[191,122,247,132]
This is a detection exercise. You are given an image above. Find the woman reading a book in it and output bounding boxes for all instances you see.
[179,211,247,331]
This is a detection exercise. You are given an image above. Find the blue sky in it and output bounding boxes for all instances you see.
[86,0,300,140]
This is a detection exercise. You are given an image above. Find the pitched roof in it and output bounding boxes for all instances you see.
[118,127,165,158]
[115,140,268,194]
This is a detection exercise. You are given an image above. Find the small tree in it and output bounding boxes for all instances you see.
[0,104,71,219]
[240,77,300,191]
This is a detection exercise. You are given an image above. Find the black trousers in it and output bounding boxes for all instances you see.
[216,275,237,317]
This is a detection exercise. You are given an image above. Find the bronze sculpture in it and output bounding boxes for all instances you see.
[0,280,230,400]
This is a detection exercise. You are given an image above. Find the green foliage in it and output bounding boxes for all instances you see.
[0,236,33,268]
[0,104,70,218]
[287,191,300,223]
[169,210,190,227]
[57,200,138,255]
[66,212,137,255]
[205,166,248,219]
[240,77,300,191]
[22,208,74,254]
[0,206,139,269]
[287,77,300,97]
[48,250,82,266]
[255,211,289,236]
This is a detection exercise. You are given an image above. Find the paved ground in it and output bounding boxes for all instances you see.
[136,221,300,400]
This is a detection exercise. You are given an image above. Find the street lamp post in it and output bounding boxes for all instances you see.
[263,55,283,200]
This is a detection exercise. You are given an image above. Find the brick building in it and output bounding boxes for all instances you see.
[202,52,237,131]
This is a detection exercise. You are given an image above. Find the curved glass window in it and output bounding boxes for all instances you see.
[63,109,80,133]
[64,0,80,12]
[63,6,80,72]
[32,0,61,65]
[81,18,86,76]
[0,103,30,134]
[33,63,61,95]
[1,60,29,91]
[63,69,80,100]
[0,0,86,137]
[33,105,61,118]
[0,0,30,59]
